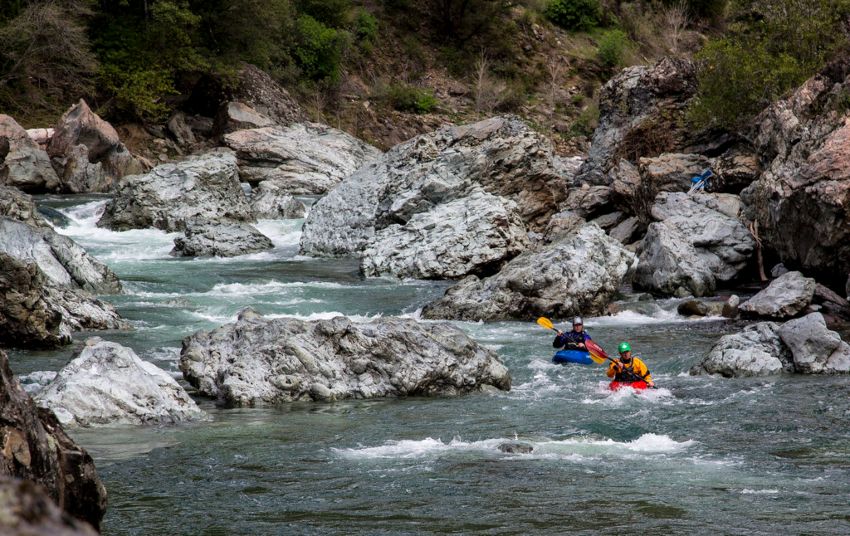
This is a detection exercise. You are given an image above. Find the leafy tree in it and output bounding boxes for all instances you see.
[545,0,602,31]
[293,15,347,83]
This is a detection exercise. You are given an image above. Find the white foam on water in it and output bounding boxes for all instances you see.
[253,219,304,248]
[582,308,723,327]
[265,311,384,323]
[19,370,57,395]
[207,280,348,296]
[740,489,780,495]
[334,433,694,461]
[581,382,674,405]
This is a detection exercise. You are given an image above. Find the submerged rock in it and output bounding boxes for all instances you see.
[224,123,381,194]
[421,224,636,321]
[250,181,307,219]
[171,221,274,257]
[497,441,534,454]
[0,477,99,535]
[300,116,565,260]
[98,150,253,231]
[0,114,60,192]
[360,191,529,279]
[0,349,107,529]
[633,192,754,297]
[180,309,510,405]
[778,313,850,374]
[36,338,205,427]
[690,322,792,377]
[739,271,816,319]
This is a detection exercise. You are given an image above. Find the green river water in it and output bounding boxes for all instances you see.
[8,196,850,535]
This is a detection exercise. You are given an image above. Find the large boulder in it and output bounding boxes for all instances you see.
[97,150,253,231]
[0,115,60,192]
[47,100,146,193]
[36,338,205,427]
[690,322,792,377]
[778,312,850,374]
[0,477,99,536]
[0,349,107,529]
[742,58,850,287]
[224,123,381,194]
[0,218,121,293]
[421,224,636,321]
[249,181,307,219]
[212,63,305,134]
[0,253,125,349]
[576,58,698,185]
[171,221,274,257]
[180,309,511,405]
[360,191,529,279]
[633,192,754,297]
[301,116,565,259]
[739,271,816,319]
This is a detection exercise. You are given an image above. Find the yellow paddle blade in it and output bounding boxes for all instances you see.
[536,317,555,331]
[587,350,607,365]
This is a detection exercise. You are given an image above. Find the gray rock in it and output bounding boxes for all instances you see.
[225,123,381,195]
[360,191,528,279]
[171,221,274,257]
[179,309,510,405]
[779,312,850,374]
[422,224,636,320]
[98,150,253,231]
[590,211,624,230]
[690,322,792,377]
[214,63,305,133]
[216,102,275,133]
[0,218,120,293]
[722,295,740,318]
[542,210,586,244]
[739,271,816,319]
[301,116,565,259]
[167,111,196,147]
[576,58,698,185]
[634,192,754,297]
[36,338,205,427]
[497,441,534,454]
[770,263,789,278]
[0,185,49,227]
[712,148,761,192]
[609,216,641,244]
[554,155,585,184]
[0,114,60,192]
[677,299,709,316]
[250,181,308,219]
[633,222,715,297]
[564,184,612,218]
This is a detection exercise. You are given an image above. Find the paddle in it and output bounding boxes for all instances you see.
[536,317,606,364]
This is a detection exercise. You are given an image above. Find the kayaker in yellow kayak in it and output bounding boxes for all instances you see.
[607,342,655,388]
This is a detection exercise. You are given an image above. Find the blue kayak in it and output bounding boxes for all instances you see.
[552,350,594,366]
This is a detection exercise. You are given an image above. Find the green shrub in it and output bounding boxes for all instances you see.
[354,8,378,50]
[597,29,629,68]
[296,0,351,27]
[387,84,438,113]
[544,0,602,31]
[688,39,804,129]
[293,15,346,83]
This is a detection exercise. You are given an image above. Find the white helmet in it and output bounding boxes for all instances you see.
[573,316,583,326]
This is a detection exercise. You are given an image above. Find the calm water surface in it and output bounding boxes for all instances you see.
[9,197,850,535]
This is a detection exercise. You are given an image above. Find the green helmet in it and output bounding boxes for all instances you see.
[618,342,631,353]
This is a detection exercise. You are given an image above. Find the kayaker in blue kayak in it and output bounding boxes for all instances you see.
[552,316,591,350]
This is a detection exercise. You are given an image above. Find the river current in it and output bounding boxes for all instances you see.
[8,196,850,535]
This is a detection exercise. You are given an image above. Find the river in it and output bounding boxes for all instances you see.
[8,196,850,535]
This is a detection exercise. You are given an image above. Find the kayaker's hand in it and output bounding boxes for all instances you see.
[647,381,655,388]
[577,342,586,349]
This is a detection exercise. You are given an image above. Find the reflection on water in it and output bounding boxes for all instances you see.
[7,196,849,535]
